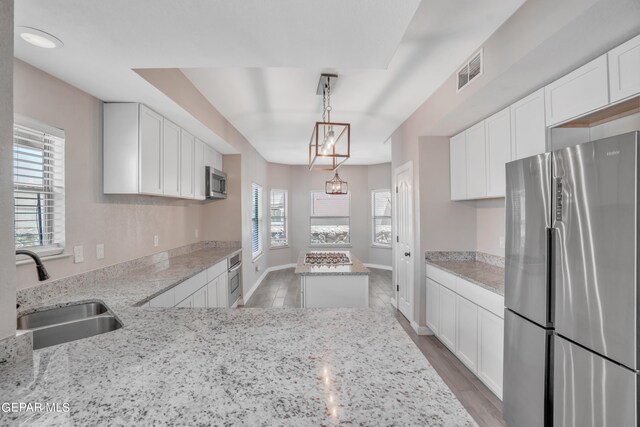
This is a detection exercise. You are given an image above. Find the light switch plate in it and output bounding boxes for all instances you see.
[153,235,159,247]
[96,243,104,260]
[73,245,84,263]
[195,228,199,239]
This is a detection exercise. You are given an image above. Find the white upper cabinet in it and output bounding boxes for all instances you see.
[544,54,609,126]
[608,34,640,103]
[485,108,511,197]
[194,138,206,200]
[162,119,181,197]
[180,130,195,199]
[450,131,467,201]
[465,121,487,199]
[510,88,547,161]
[104,103,216,201]
[139,105,164,195]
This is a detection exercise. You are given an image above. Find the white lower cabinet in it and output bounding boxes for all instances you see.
[146,260,229,309]
[426,278,440,334]
[456,295,479,373]
[477,307,504,399]
[438,285,457,352]
[427,265,504,399]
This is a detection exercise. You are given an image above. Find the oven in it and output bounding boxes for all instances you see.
[227,252,242,307]
[205,166,227,199]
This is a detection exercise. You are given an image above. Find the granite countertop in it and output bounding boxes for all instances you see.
[0,249,475,426]
[17,246,242,315]
[294,252,370,276]
[425,252,505,296]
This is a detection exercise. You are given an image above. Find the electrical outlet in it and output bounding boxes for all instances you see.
[74,245,84,263]
[96,243,104,260]
[154,235,159,247]
[499,236,505,249]
[195,228,199,239]
[255,265,260,273]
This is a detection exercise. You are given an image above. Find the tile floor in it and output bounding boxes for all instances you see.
[243,267,506,427]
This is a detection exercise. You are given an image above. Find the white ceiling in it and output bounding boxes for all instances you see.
[14,0,525,164]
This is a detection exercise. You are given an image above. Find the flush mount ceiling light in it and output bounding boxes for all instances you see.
[308,74,350,171]
[325,171,348,195]
[17,26,64,49]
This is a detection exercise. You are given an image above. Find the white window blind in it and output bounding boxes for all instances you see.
[251,183,263,258]
[270,189,288,247]
[372,190,391,247]
[13,120,65,254]
[310,191,350,245]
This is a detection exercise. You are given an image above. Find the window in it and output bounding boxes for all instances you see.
[270,189,288,248]
[372,190,392,247]
[309,191,350,245]
[251,183,263,259]
[13,117,65,255]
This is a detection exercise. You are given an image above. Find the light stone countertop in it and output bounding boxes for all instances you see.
[425,254,505,296]
[0,247,475,426]
[294,252,370,276]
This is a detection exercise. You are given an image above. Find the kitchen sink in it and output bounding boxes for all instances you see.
[17,302,122,350]
[17,302,108,329]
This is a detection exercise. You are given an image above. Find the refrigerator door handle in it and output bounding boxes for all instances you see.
[546,226,555,327]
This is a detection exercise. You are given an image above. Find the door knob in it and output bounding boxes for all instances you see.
[404,252,411,257]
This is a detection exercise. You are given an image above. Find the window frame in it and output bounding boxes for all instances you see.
[371,189,392,249]
[269,189,288,249]
[251,183,264,260]
[309,190,351,247]
[13,115,65,257]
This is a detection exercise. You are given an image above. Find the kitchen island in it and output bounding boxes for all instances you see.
[294,251,370,308]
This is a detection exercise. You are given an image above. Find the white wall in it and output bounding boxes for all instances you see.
[14,60,205,289]
[0,0,16,340]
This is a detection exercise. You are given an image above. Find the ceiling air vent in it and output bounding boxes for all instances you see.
[457,49,483,92]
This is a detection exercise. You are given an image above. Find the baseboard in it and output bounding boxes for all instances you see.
[410,320,434,336]
[242,263,297,303]
[364,263,392,271]
[390,297,397,308]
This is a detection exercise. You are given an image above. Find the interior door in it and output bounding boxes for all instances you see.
[395,161,413,320]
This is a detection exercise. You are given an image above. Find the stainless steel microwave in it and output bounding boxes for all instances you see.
[205,166,227,199]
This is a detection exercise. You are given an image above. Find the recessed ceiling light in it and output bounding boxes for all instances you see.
[17,26,63,49]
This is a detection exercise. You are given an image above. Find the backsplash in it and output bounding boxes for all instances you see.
[424,251,505,268]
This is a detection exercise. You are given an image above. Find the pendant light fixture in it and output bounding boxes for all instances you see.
[325,170,348,195]
[308,74,350,171]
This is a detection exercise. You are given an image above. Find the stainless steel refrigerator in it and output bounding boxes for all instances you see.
[504,131,640,427]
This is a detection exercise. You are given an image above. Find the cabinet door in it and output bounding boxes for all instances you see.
[162,119,181,196]
[438,285,457,351]
[545,54,609,126]
[149,288,175,308]
[478,307,504,399]
[204,145,216,170]
[175,294,194,308]
[214,151,223,171]
[217,271,229,308]
[485,107,511,197]
[455,295,478,373]
[207,278,219,307]
[194,138,206,200]
[192,286,208,308]
[465,121,487,199]
[510,88,546,161]
[139,105,163,195]
[180,130,195,199]
[609,34,640,103]
[449,131,467,201]
[426,278,440,335]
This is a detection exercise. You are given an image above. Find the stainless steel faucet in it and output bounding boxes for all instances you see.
[16,250,50,281]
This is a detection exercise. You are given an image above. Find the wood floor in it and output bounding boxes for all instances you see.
[242,267,506,427]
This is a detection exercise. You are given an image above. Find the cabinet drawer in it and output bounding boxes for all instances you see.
[426,265,456,291]
[175,271,207,303]
[207,260,227,282]
[456,277,504,318]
